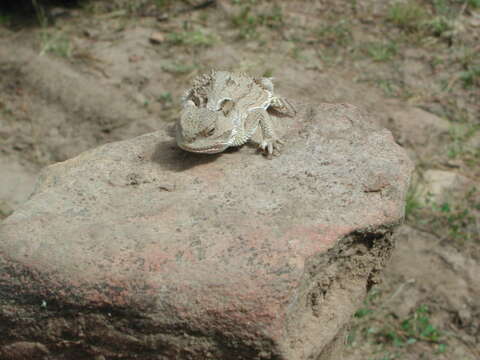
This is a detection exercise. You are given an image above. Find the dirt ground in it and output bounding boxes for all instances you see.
[0,0,479,359]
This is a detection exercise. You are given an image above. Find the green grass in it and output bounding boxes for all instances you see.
[349,296,448,358]
[365,42,397,62]
[257,5,283,29]
[428,192,479,243]
[154,0,174,8]
[32,0,50,27]
[0,100,13,120]
[0,13,11,26]
[231,6,259,39]
[230,3,283,39]
[405,185,422,219]
[447,124,480,161]
[460,65,480,88]
[376,78,398,97]
[262,69,274,77]
[468,0,480,8]
[378,305,444,347]
[423,16,453,37]
[387,1,428,32]
[447,125,466,159]
[161,62,197,74]
[387,1,458,40]
[356,75,405,97]
[40,32,72,58]
[430,0,467,17]
[432,0,450,16]
[158,92,173,103]
[157,91,174,110]
[166,30,215,47]
[450,47,480,90]
[409,175,479,245]
[315,21,352,46]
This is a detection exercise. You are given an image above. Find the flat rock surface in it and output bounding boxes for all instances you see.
[0,103,413,360]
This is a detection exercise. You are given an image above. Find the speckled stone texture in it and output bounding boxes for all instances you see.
[0,103,413,360]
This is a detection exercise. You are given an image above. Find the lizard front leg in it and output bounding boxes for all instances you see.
[243,109,283,156]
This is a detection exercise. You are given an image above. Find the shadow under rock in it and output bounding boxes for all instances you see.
[152,140,222,172]
[152,124,247,171]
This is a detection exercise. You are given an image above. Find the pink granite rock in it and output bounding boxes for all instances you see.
[0,104,412,360]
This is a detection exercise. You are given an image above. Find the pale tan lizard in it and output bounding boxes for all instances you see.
[176,70,295,156]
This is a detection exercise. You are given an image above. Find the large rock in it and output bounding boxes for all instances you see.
[0,103,413,360]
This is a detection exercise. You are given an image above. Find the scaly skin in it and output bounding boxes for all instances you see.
[176,70,295,156]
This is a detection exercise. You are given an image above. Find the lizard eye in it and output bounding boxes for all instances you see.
[200,127,215,137]
[185,99,197,107]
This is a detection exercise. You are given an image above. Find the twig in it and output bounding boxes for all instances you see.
[381,278,416,309]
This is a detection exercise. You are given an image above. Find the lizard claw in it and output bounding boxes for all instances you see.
[259,138,283,157]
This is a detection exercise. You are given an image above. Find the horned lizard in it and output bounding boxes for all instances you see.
[176,70,295,156]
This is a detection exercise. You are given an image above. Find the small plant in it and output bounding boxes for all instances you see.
[371,305,446,348]
[315,21,352,46]
[40,32,73,58]
[423,16,453,37]
[347,289,382,346]
[166,30,215,47]
[262,69,274,78]
[157,92,174,109]
[460,65,480,88]
[161,62,197,74]
[105,0,147,14]
[405,185,422,219]
[0,101,13,118]
[387,1,428,32]
[376,78,397,97]
[447,123,480,160]
[468,0,480,9]
[432,0,452,16]
[354,288,381,319]
[154,0,174,8]
[447,125,464,159]
[431,192,479,242]
[417,182,479,244]
[365,42,397,62]
[158,92,172,103]
[349,290,451,358]
[231,5,258,39]
[402,305,442,343]
[354,307,374,318]
[32,0,50,27]
[0,13,11,26]
[257,5,283,29]
[357,76,403,97]
[230,3,283,39]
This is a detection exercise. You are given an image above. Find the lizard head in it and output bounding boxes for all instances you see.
[176,100,236,154]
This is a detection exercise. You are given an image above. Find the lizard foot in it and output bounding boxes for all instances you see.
[259,138,284,157]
